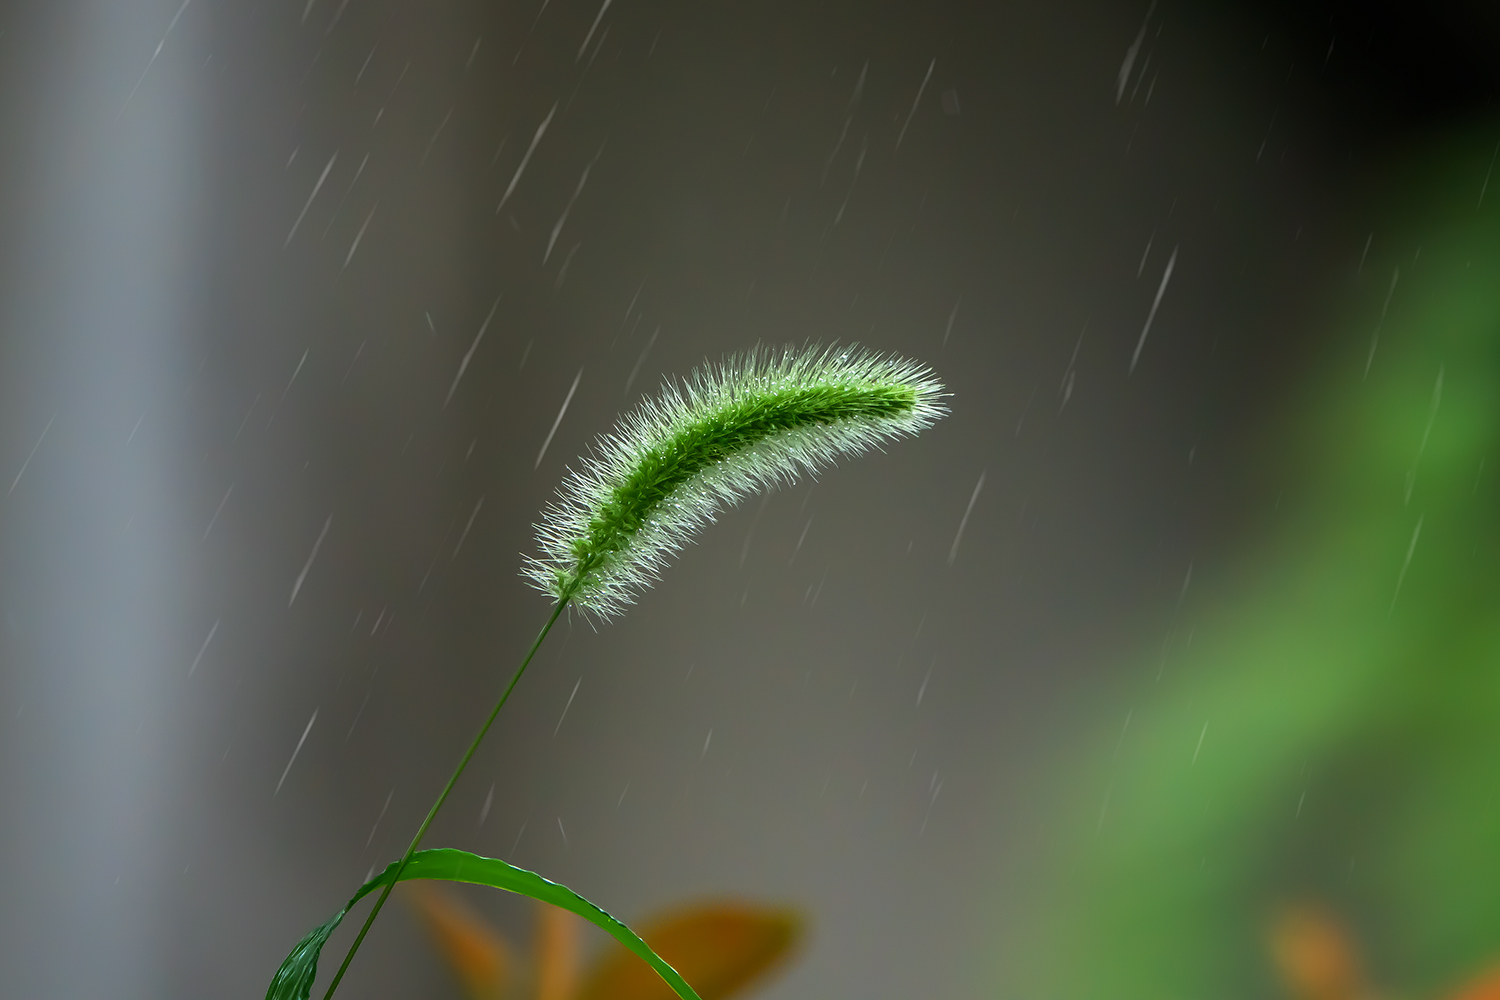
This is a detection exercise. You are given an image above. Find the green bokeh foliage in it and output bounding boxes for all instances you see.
[1009,127,1500,999]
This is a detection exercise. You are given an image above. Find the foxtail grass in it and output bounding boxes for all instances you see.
[526,344,946,616]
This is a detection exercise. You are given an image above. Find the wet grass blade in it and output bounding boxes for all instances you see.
[266,848,703,1000]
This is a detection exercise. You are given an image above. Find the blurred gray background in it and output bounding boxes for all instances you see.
[0,0,1495,997]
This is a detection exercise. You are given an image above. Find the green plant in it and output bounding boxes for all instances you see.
[265,344,946,1000]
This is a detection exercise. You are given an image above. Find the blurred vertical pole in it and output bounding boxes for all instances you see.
[0,0,197,995]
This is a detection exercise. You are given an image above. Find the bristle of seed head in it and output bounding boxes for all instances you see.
[523,343,948,618]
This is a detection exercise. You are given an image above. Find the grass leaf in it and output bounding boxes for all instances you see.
[266,848,703,1000]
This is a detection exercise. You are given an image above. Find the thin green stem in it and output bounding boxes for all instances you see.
[321,598,570,1000]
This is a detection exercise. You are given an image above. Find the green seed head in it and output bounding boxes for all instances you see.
[524,343,948,617]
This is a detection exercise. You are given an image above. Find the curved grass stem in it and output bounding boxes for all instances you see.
[321,598,570,1000]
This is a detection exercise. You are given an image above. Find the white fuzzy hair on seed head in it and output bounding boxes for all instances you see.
[523,343,947,618]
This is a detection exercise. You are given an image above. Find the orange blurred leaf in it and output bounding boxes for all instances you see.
[574,902,803,1000]
[407,882,514,1000]
[1447,964,1500,1000]
[1269,904,1363,1000]
[536,900,582,1000]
